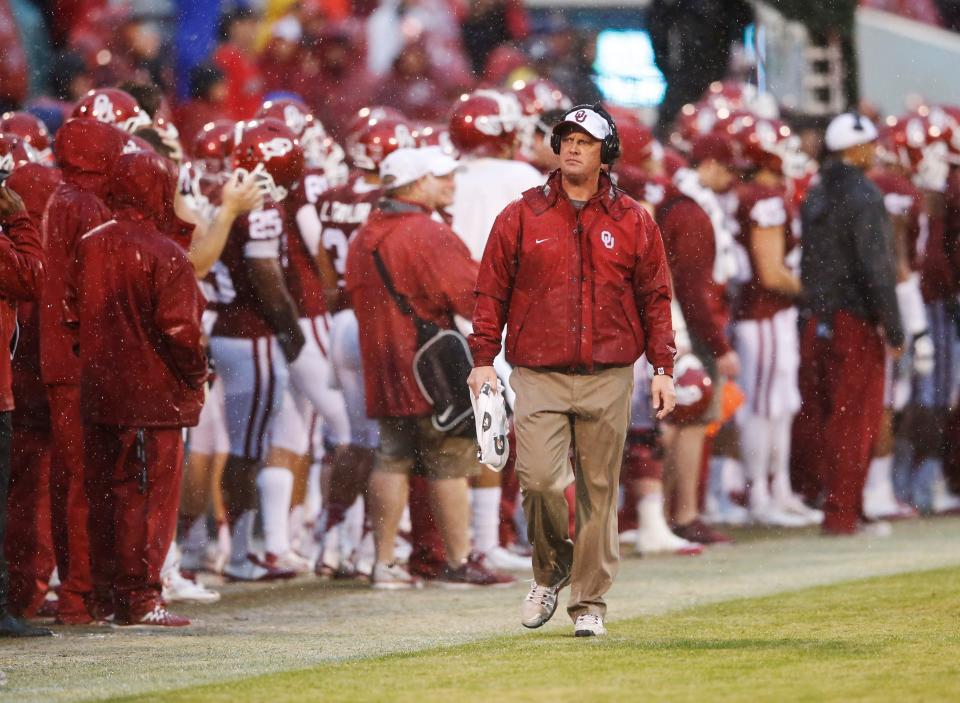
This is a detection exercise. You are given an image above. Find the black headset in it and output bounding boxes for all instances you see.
[550,103,621,165]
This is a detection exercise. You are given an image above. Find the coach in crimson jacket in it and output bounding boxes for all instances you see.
[65,150,206,627]
[468,106,676,636]
[0,184,51,637]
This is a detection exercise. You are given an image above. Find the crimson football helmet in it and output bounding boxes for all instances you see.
[0,133,40,171]
[414,122,457,156]
[606,105,662,170]
[511,78,572,118]
[720,112,806,178]
[448,90,524,157]
[669,354,714,425]
[257,98,346,185]
[191,120,236,173]
[0,112,52,162]
[345,105,409,142]
[346,116,417,171]
[71,88,152,133]
[231,118,304,203]
[881,112,954,192]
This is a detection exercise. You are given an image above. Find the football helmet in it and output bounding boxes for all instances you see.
[71,88,152,133]
[256,97,346,186]
[0,112,52,163]
[346,116,416,171]
[448,90,524,157]
[191,119,237,174]
[0,133,40,172]
[231,118,304,203]
[669,354,714,425]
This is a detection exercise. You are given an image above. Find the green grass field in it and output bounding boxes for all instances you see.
[114,566,960,703]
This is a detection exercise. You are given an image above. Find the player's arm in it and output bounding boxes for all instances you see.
[294,202,341,310]
[182,172,261,278]
[248,258,305,363]
[750,224,802,296]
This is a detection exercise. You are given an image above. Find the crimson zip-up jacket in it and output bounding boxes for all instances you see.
[470,170,676,374]
[0,208,45,412]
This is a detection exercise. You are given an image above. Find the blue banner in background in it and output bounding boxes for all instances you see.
[174,0,224,101]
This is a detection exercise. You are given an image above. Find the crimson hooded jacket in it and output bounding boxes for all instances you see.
[469,170,676,374]
[40,119,126,386]
[65,151,206,428]
[345,199,478,418]
[0,208,45,412]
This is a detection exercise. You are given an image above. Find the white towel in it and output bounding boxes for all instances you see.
[471,380,509,471]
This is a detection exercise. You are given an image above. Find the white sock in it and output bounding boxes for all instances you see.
[471,486,501,554]
[305,461,323,525]
[638,492,671,536]
[182,515,208,558]
[230,510,256,566]
[161,540,179,578]
[865,455,894,495]
[343,496,365,556]
[258,467,294,556]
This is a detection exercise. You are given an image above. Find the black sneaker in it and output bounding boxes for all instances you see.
[433,553,515,589]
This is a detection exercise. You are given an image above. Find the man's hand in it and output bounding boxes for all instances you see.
[716,350,741,379]
[468,365,499,398]
[221,171,262,216]
[0,186,26,217]
[277,327,306,364]
[651,374,677,420]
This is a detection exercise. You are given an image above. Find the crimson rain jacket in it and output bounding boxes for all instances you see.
[40,119,125,386]
[65,151,206,427]
[470,170,676,374]
[346,199,478,418]
[0,207,45,412]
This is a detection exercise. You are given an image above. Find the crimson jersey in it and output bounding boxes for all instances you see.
[211,202,287,338]
[733,182,797,321]
[869,166,925,271]
[284,166,332,319]
[307,177,381,311]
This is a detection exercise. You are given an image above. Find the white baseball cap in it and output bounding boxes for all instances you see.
[824,112,878,152]
[421,145,460,177]
[380,148,432,189]
[553,107,612,142]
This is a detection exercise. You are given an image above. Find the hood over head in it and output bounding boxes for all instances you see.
[53,119,126,196]
[107,150,183,232]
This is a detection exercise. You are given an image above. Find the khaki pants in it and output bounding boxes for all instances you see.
[510,365,633,620]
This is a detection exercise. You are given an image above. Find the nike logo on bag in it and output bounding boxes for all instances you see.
[535,238,550,244]
[437,407,453,423]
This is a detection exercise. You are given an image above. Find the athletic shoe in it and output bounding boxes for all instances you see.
[224,554,296,582]
[573,613,606,637]
[618,529,638,546]
[264,551,313,575]
[673,519,733,545]
[0,613,53,637]
[507,542,533,558]
[371,562,419,590]
[931,482,960,515]
[162,568,221,604]
[750,504,810,528]
[35,595,58,619]
[863,492,918,521]
[521,577,568,629]
[119,605,190,628]
[636,527,703,556]
[433,554,515,589]
[775,493,825,525]
[478,545,531,571]
[702,501,750,526]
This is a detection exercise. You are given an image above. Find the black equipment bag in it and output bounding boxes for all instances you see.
[372,249,475,433]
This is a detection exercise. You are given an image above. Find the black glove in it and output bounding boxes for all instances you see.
[277,326,306,364]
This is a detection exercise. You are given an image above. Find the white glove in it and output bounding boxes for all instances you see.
[470,380,509,471]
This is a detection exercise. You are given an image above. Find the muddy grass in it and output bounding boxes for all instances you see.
[2,517,959,703]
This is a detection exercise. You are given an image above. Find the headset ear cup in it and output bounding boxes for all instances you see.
[551,132,561,155]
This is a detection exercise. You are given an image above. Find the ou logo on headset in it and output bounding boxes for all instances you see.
[600,230,615,250]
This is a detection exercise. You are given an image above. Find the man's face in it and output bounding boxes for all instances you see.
[844,141,877,170]
[427,172,456,210]
[559,129,602,181]
[698,159,734,193]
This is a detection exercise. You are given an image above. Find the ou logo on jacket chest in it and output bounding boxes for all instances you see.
[600,230,615,250]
